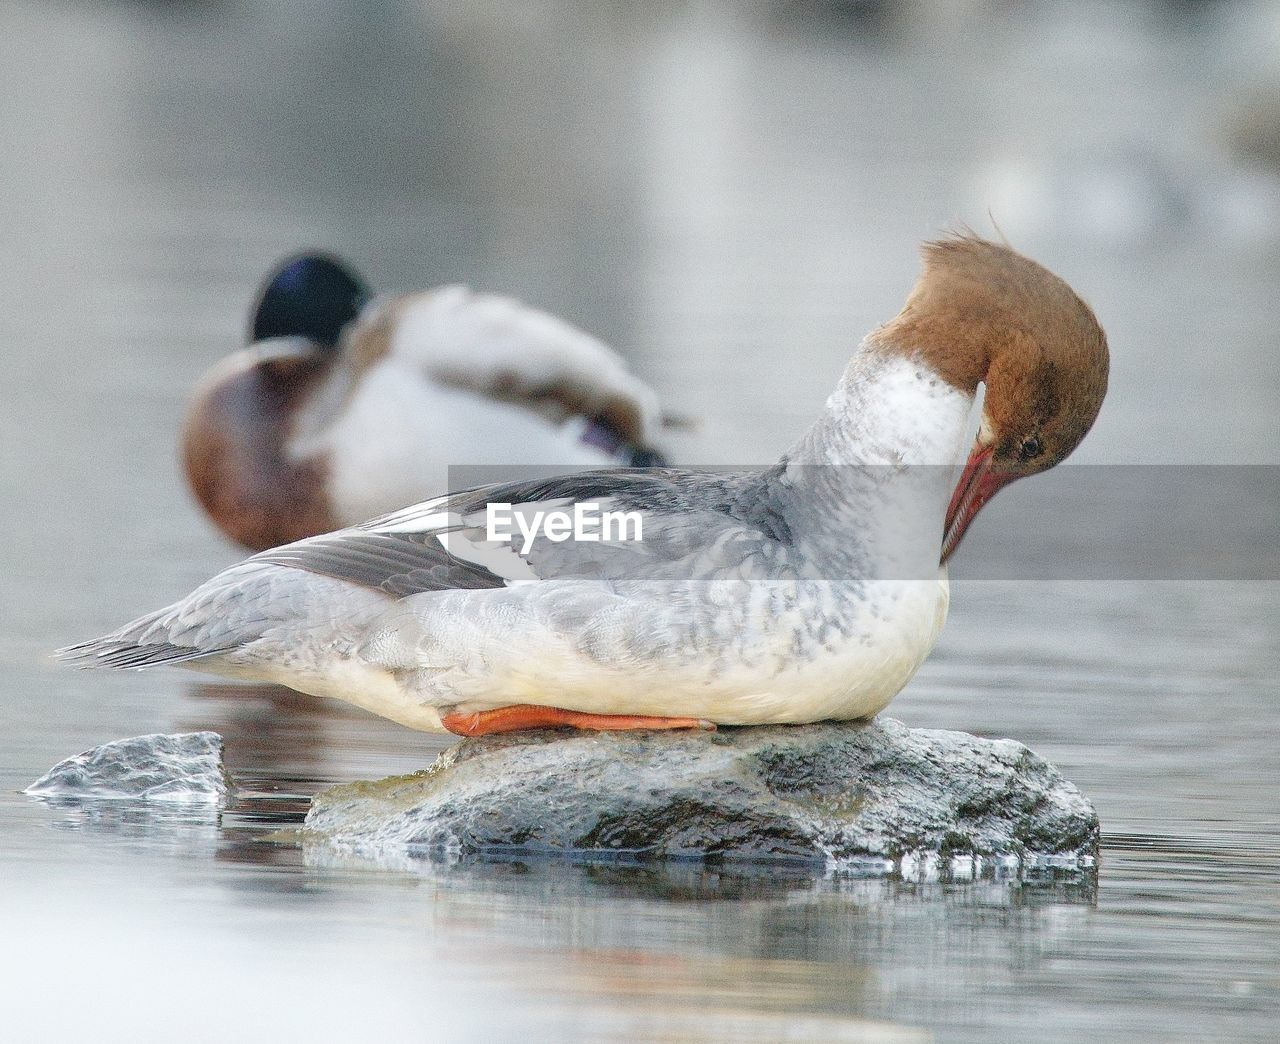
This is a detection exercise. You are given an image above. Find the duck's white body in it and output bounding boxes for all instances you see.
[298,286,665,525]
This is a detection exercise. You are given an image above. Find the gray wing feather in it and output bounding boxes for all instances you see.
[250,467,791,598]
[258,529,506,597]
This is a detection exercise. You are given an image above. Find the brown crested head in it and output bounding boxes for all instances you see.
[886,232,1109,473]
[879,232,1110,561]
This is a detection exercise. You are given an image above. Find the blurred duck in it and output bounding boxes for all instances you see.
[71,235,1108,737]
[183,254,670,550]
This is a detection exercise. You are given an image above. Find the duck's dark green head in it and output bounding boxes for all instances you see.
[251,253,372,348]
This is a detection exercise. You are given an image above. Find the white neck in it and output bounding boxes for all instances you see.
[780,340,976,574]
[787,340,974,468]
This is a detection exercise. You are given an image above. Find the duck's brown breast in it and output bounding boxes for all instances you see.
[182,349,337,551]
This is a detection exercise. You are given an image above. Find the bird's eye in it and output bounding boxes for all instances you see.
[1019,436,1044,461]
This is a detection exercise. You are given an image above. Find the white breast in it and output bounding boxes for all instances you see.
[354,565,950,728]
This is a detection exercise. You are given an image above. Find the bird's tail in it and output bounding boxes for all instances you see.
[56,606,234,671]
[570,416,669,468]
[57,636,230,670]
[56,559,393,677]
[54,561,287,671]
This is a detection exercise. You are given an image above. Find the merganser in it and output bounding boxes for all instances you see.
[65,235,1109,737]
[183,254,670,550]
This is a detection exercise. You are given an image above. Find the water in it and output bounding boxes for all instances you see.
[2,0,1278,1039]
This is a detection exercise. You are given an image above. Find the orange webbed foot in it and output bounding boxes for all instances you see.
[440,704,715,737]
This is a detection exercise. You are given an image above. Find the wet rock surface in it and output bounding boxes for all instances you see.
[305,718,1099,871]
[25,732,233,802]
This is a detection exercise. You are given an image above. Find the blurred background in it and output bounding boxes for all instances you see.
[2,1,1278,1040]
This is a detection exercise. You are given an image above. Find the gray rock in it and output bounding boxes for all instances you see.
[25,732,233,802]
[305,718,1098,874]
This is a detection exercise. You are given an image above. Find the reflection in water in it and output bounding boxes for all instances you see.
[33,793,222,836]
[305,839,1098,905]
[21,780,1099,1040]
[177,681,454,782]
[300,843,1094,1040]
